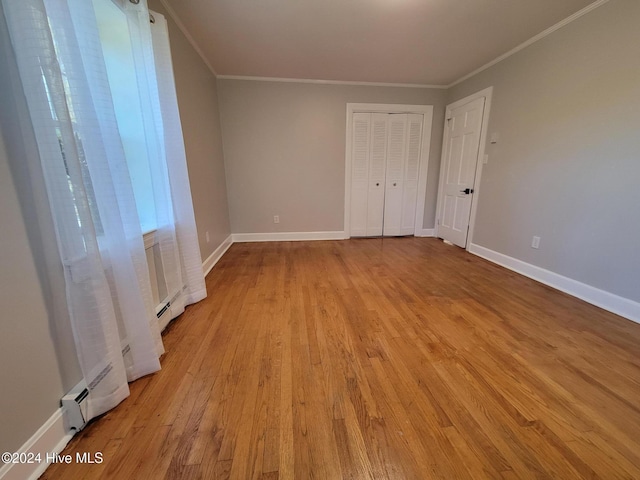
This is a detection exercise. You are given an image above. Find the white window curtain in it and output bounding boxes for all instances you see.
[120,1,206,317]
[150,11,206,309]
[2,0,206,420]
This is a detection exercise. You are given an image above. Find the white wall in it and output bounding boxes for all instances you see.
[448,0,640,303]
[217,80,446,234]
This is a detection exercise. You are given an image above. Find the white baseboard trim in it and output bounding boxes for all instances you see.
[202,234,233,277]
[0,408,73,480]
[415,228,435,237]
[468,243,640,324]
[232,231,347,243]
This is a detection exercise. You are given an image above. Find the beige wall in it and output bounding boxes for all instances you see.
[448,0,640,302]
[149,0,231,259]
[217,80,446,234]
[0,136,68,455]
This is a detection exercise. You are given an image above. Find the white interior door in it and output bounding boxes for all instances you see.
[437,97,486,247]
[383,114,407,236]
[401,114,423,235]
[350,113,371,237]
[367,114,388,236]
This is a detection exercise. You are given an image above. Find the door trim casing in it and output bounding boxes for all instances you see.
[435,87,493,250]
[344,103,434,239]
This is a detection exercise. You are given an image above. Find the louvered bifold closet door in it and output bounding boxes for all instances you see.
[350,113,371,236]
[383,114,408,236]
[366,114,388,236]
[401,114,424,235]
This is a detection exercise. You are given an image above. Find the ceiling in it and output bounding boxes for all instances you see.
[161,0,598,86]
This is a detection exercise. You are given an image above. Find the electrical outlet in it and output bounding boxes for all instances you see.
[273,215,280,224]
[531,236,541,249]
[205,231,210,243]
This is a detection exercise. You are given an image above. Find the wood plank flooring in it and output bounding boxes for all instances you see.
[42,237,640,479]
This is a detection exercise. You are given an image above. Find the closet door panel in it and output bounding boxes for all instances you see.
[383,114,407,236]
[350,113,371,236]
[401,114,423,234]
[366,114,387,236]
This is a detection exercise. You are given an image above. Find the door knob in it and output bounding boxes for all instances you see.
[376,182,379,186]
[461,188,474,194]
[393,182,397,186]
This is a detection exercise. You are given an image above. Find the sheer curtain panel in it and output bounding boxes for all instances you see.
[150,11,207,308]
[109,0,206,320]
[3,0,163,419]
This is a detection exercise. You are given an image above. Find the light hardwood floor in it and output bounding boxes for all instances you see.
[43,237,640,479]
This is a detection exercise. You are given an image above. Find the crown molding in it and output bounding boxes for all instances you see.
[448,0,611,88]
[158,0,610,91]
[157,0,218,77]
[216,75,448,89]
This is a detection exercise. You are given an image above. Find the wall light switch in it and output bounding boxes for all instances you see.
[531,236,541,249]
[205,231,210,243]
[483,154,489,164]
[273,215,280,224]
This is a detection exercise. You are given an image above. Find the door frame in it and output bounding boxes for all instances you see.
[435,87,493,250]
[344,103,434,238]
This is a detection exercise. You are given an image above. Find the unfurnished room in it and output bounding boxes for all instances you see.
[1,0,639,478]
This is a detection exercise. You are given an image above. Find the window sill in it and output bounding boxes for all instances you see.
[143,229,158,250]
